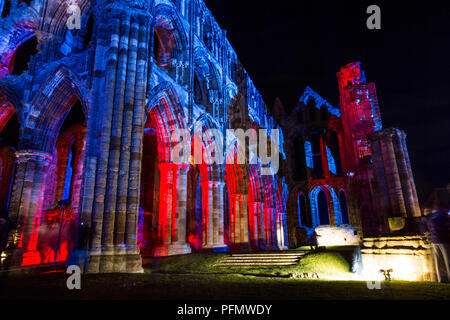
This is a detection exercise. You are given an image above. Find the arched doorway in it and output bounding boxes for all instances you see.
[151,13,187,83]
[140,86,191,257]
[317,190,329,225]
[40,99,87,264]
[138,121,160,256]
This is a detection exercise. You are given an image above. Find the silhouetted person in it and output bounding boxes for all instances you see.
[310,231,319,251]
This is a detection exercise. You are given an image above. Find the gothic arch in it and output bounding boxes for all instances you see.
[145,83,187,162]
[21,66,89,153]
[225,145,248,195]
[202,15,213,52]
[150,4,188,76]
[193,47,221,113]
[309,184,343,227]
[192,112,223,182]
[42,0,92,38]
[0,17,37,79]
[248,163,264,203]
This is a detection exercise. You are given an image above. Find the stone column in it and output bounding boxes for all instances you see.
[6,150,52,266]
[394,131,421,217]
[201,181,227,252]
[258,203,267,249]
[400,133,421,217]
[81,10,150,273]
[247,201,261,249]
[229,193,250,250]
[276,211,288,249]
[369,134,391,233]
[264,207,277,250]
[379,130,407,217]
[124,21,149,272]
[153,163,191,256]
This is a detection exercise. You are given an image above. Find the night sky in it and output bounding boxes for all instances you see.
[205,0,450,202]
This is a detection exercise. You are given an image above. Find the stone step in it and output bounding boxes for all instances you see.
[231,253,305,257]
[214,251,307,267]
[219,259,299,263]
[215,262,298,266]
[224,255,304,259]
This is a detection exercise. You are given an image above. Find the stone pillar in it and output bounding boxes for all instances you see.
[201,181,227,252]
[276,211,288,249]
[264,207,277,250]
[369,128,421,233]
[394,131,421,217]
[379,130,407,217]
[153,163,191,256]
[229,193,250,250]
[6,150,52,266]
[247,201,261,249]
[80,10,150,273]
[369,135,391,233]
[257,203,267,249]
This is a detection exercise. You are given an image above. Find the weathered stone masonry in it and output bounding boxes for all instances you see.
[0,1,424,276]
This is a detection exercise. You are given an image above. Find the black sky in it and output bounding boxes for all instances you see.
[204,0,450,202]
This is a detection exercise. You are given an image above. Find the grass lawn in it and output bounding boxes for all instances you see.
[144,251,352,278]
[0,251,449,300]
[1,272,449,300]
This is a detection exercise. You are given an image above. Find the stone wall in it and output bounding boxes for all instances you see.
[361,235,434,281]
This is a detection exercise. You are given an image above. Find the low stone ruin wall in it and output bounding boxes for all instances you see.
[361,235,434,281]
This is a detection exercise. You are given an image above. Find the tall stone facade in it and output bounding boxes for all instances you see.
[0,1,422,274]
[0,0,286,273]
[277,62,421,245]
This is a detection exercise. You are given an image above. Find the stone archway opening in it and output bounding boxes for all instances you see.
[152,14,186,82]
[39,99,87,264]
[317,190,329,225]
[9,36,38,75]
[140,91,191,257]
[138,119,160,257]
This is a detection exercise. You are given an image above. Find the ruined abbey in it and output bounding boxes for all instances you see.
[0,0,434,280]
